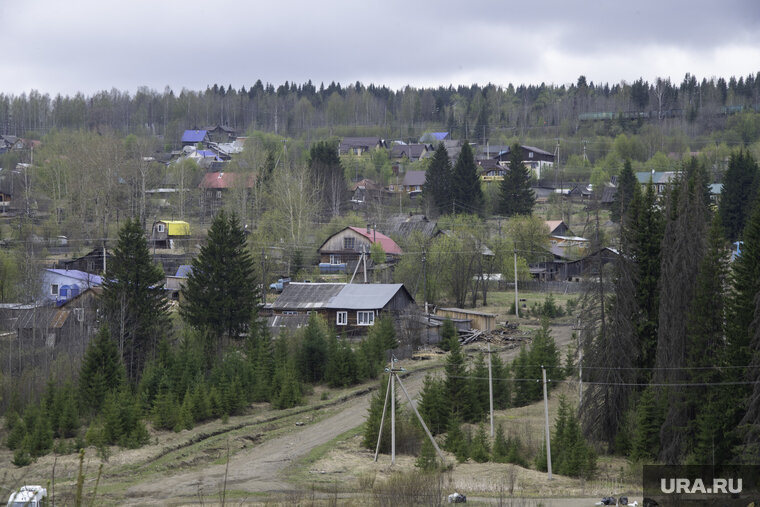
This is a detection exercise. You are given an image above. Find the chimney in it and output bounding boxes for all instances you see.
[366,224,371,234]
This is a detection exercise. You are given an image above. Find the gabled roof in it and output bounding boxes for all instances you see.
[544,220,567,235]
[350,178,386,192]
[401,170,426,187]
[328,283,412,310]
[45,269,103,286]
[182,130,208,143]
[384,214,438,238]
[390,143,430,159]
[346,226,403,255]
[271,283,345,310]
[272,282,414,312]
[339,137,385,150]
[199,172,255,189]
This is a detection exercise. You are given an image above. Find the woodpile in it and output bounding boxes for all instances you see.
[458,323,529,348]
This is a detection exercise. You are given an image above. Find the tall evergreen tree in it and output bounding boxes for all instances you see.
[498,143,535,216]
[444,332,468,417]
[298,313,328,383]
[79,325,126,412]
[309,140,347,218]
[634,182,664,373]
[719,150,759,242]
[181,210,258,356]
[654,159,710,463]
[102,218,170,382]
[451,141,483,215]
[685,215,733,465]
[423,143,452,216]
[611,159,639,223]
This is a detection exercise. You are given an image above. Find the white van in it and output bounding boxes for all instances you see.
[7,485,47,507]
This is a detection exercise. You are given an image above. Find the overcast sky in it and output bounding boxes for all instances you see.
[1,0,759,97]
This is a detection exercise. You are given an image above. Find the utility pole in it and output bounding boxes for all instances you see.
[542,365,553,480]
[391,359,396,464]
[374,357,446,466]
[422,249,429,345]
[514,249,519,318]
[578,330,583,411]
[488,341,494,437]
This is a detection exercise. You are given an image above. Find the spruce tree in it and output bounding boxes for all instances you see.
[298,313,328,384]
[423,143,452,216]
[684,215,733,465]
[418,375,449,435]
[635,182,664,372]
[102,218,170,382]
[719,150,759,242]
[451,141,483,215]
[469,424,491,462]
[79,325,126,412]
[444,333,468,417]
[630,388,662,462]
[498,143,535,216]
[655,160,710,463]
[181,210,258,357]
[611,159,639,223]
[310,140,347,218]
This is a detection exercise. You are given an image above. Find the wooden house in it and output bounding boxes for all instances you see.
[271,282,415,332]
[338,137,387,156]
[490,145,555,180]
[13,288,100,348]
[317,226,402,272]
[198,171,255,217]
[545,220,570,237]
[151,220,191,249]
[205,125,237,143]
[390,143,433,162]
[41,269,102,305]
[58,248,111,275]
[399,170,426,195]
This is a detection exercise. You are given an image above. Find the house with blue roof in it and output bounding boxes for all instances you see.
[41,269,103,305]
[181,130,209,147]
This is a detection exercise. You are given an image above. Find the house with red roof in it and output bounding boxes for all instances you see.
[198,171,255,217]
[317,226,403,273]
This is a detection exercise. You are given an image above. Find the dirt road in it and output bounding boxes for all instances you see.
[119,324,576,504]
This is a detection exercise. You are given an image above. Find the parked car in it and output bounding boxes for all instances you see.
[7,485,47,506]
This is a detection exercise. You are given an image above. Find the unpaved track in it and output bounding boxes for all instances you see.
[122,373,426,505]
[121,325,575,505]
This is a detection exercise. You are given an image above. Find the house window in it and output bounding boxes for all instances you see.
[74,308,84,322]
[216,190,222,199]
[282,311,299,315]
[528,151,534,158]
[330,255,341,265]
[157,223,165,233]
[344,237,355,250]
[336,311,347,326]
[357,310,375,326]
[51,284,59,296]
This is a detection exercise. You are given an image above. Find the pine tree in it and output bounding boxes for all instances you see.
[498,143,535,216]
[451,141,483,215]
[181,210,258,357]
[611,159,639,223]
[719,150,759,242]
[102,218,170,382]
[79,325,126,412]
[423,143,452,216]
